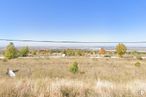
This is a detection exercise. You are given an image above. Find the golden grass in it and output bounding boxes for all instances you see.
[0,58,146,81]
[0,57,146,97]
[0,78,145,97]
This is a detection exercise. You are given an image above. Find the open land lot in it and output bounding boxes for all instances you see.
[0,57,146,97]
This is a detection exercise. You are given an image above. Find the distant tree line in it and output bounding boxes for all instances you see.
[4,42,141,59]
[30,49,98,56]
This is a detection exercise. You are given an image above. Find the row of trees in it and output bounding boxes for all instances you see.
[3,42,127,59]
[31,49,95,56]
[98,43,127,57]
[4,42,29,59]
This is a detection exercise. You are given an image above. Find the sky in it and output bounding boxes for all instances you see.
[0,0,146,46]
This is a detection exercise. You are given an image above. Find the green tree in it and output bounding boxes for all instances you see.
[115,43,127,57]
[19,47,29,57]
[4,42,18,59]
[69,62,79,74]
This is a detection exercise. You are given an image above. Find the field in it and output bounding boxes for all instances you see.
[0,57,146,97]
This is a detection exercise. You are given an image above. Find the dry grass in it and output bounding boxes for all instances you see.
[0,57,146,97]
[0,78,146,97]
[0,58,146,81]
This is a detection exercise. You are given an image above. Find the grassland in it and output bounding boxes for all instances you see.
[0,57,146,97]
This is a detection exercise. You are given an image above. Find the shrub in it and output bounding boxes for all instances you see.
[75,50,84,56]
[134,62,141,67]
[136,55,143,60]
[65,49,75,56]
[131,51,138,56]
[115,43,127,57]
[60,87,77,97]
[31,50,37,55]
[69,62,79,74]
[4,42,18,59]
[98,48,106,55]
[19,47,29,57]
[104,55,111,58]
[2,58,8,62]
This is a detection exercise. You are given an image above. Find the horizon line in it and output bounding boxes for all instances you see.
[1,39,146,44]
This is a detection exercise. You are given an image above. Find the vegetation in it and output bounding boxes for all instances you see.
[134,61,141,67]
[19,47,29,57]
[0,78,144,97]
[27,49,97,57]
[136,55,143,60]
[0,58,146,81]
[2,42,146,59]
[98,48,106,55]
[4,42,18,59]
[69,62,79,74]
[104,54,111,58]
[0,58,146,97]
[63,49,86,56]
[131,50,139,56]
[30,50,37,55]
[1,42,146,96]
[115,43,127,57]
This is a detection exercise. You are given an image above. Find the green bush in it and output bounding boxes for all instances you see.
[131,51,138,56]
[134,62,141,67]
[115,43,127,57]
[69,62,79,74]
[4,42,18,59]
[19,47,29,57]
[60,87,76,97]
[31,50,37,55]
[104,55,111,58]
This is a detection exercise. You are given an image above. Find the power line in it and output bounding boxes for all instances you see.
[0,39,146,43]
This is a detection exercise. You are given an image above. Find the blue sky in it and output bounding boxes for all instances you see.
[0,0,146,44]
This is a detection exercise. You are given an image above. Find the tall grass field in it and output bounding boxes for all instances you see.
[0,58,146,97]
